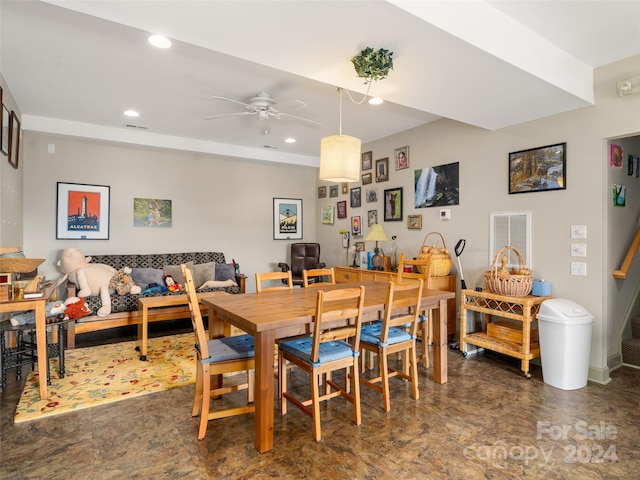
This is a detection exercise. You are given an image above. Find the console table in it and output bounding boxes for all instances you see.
[459,289,551,378]
[334,266,457,337]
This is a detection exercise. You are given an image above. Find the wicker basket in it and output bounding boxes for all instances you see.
[417,232,452,276]
[484,246,532,297]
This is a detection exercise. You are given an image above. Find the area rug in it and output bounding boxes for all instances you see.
[14,333,196,423]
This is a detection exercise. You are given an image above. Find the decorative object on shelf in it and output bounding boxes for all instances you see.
[273,198,303,240]
[390,235,398,271]
[417,232,452,276]
[350,245,358,267]
[383,187,403,221]
[484,245,532,297]
[56,182,111,240]
[509,143,566,194]
[364,223,390,270]
[319,87,361,182]
[351,47,394,84]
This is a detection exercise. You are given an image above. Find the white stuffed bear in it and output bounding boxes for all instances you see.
[58,247,115,317]
[9,301,67,326]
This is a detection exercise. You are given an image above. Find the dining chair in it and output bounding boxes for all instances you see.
[181,264,255,440]
[359,279,424,412]
[302,267,335,288]
[278,286,366,441]
[397,253,433,368]
[255,270,293,292]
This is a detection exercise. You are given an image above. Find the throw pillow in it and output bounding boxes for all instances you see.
[215,263,236,282]
[191,261,216,289]
[131,268,164,290]
[197,279,237,291]
[163,261,193,286]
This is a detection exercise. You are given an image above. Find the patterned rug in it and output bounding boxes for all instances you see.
[14,333,196,423]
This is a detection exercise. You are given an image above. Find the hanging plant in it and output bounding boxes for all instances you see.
[351,47,394,84]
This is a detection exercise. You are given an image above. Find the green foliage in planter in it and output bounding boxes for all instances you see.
[351,47,394,84]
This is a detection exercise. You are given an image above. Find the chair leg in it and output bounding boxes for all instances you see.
[351,362,361,426]
[279,352,287,415]
[247,369,255,403]
[410,345,420,400]
[379,349,391,413]
[197,365,211,440]
[311,371,322,441]
[422,319,430,369]
[192,364,203,417]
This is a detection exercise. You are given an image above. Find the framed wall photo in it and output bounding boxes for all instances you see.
[362,172,372,185]
[273,198,303,240]
[318,186,327,198]
[321,205,334,224]
[56,182,110,240]
[351,215,362,235]
[337,200,347,219]
[375,158,389,182]
[366,188,378,203]
[355,241,365,252]
[407,214,422,230]
[341,183,348,194]
[350,186,361,208]
[367,209,378,226]
[508,142,566,194]
[395,146,409,170]
[8,111,20,169]
[1,105,8,156]
[329,185,339,197]
[362,151,372,171]
[384,187,403,221]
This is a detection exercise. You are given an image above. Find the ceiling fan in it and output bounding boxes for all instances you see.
[204,92,321,135]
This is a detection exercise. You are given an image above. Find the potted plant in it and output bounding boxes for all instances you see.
[351,47,394,84]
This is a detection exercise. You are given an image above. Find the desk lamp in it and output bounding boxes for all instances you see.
[364,224,390,270]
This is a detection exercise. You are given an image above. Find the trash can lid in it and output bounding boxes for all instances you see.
[538,299,594,324]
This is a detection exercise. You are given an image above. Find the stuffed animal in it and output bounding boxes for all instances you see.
[8,301,67,326]
[109,267,142,296]
[64,296,92,319]
[58,247,115,317]
[163,274,180,292]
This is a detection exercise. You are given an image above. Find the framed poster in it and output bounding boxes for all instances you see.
[318,186,327,198]
[362,151,372,171]
[329,185,339,197]
[8,111,20,169]
[350,187,361,208]
[376,158,389,182]
[321,205,334,224]
[384,187,403,221]
[337,200,347,219]
[56,182,110,240]
[509,143,566,194]
[351,216,362,235]
[273,198,302,240]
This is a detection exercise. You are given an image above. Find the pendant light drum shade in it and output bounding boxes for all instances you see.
[319,134,361,182]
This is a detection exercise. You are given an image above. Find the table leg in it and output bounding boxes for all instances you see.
[35,301,48,399]
[137,305,149,360]
[432,299,448,384]
[254,330,275,453]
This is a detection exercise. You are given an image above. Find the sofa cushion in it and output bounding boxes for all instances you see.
[215,263,236,282]
[131,267,164,290]
[192,261,216,288]
[163,261,193,285]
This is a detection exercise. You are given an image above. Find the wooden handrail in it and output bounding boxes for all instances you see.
[613,226,640,279]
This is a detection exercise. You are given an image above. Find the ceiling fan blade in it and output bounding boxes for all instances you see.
[212,96,255,109]
[276,111,322,128]
[204,111,256,120]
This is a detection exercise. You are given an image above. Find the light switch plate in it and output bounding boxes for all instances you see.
[571,243,587,257]
[571,262,587,276]
[571,225,587,239]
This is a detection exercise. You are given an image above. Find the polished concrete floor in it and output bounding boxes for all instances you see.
[1,322,639,479]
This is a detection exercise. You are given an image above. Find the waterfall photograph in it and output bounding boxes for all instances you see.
[414,162,460,208]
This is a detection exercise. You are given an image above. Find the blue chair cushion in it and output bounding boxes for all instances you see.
[279,337,356,367]
[202,334,255,363]
[360,321,413,347]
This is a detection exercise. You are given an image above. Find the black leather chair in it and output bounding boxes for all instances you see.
[277,243,325,287]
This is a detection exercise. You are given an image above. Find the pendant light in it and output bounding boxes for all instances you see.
[319,88,361,182]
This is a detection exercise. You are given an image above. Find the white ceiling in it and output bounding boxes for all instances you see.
[2,0,639,167]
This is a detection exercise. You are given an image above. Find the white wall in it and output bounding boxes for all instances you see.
[21,134,317,293]
[317,55,640,382]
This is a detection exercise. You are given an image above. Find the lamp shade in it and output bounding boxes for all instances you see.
[319,134,361,182]
[364,223,390,242]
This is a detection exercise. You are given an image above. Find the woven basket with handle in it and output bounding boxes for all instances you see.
[484,246,532,297]
[417,232,452,276]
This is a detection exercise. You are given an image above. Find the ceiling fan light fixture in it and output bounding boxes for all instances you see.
[123,109,139,117]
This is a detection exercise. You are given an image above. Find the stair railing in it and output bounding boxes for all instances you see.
[613,225,640,279]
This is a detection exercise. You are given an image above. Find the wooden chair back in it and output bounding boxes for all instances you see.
[380,279,424,342]
[182,264,209,359]
[256,271,293,292]
[302,267,336,288]
[397,253,432,288]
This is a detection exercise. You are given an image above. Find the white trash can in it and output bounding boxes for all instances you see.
[537,299,593,390]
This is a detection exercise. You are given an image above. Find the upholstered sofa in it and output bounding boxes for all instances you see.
[64,251,246,347]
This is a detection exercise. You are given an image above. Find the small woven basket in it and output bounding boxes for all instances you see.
[484,246,532,297]
[417,232,452,276]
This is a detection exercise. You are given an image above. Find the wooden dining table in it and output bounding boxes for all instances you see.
[201,281,455,453]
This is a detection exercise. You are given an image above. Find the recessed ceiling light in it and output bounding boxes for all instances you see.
[148,34,172,49]
[285,137,296,143]
[124,110,140,117]
[368,97,384,105]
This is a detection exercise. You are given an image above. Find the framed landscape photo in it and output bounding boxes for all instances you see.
[384,187,403,221]
[56,182,110,240]
[321,205,334,224]
[273,197,303,240]
[337,200,347,219]
[509,142,566,194]
[407,214,422,230]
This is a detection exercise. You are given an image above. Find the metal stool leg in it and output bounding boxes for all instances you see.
[58,323,66,378]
